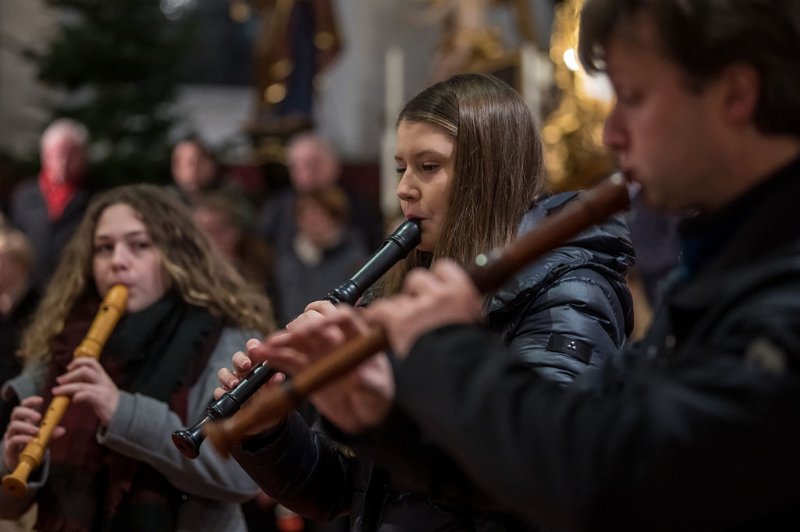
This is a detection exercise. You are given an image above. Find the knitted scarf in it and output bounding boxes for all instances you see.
[35,291,222,532]
[38,169,82,221]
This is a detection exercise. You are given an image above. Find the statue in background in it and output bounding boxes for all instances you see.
[420,0,612,190]
[540,0,613,190]
[419,0,541,82]
[245,0,341,137]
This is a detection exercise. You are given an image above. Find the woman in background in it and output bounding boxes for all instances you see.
[272,185,368,325]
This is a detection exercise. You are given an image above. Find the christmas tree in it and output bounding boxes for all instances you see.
[33,0,192,187]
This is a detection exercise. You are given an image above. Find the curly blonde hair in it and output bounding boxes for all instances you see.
[20,184,275,363]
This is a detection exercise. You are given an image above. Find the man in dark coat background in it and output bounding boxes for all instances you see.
[10,118,92,290]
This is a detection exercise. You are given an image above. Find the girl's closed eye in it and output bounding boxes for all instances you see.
[93,243,114,255]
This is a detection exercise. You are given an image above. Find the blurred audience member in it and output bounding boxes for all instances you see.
[10,118,93,289]
[170,137,225,205]
[193,190,338,531]
[192,192,278,309]
[257,133,383,254]
[0,223,39,531]
[0,227,38,386]
[273,185,368,325]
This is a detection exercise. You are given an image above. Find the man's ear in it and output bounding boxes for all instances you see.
[721,63,760,125]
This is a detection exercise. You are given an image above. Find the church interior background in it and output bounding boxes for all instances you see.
[0,0,611,222]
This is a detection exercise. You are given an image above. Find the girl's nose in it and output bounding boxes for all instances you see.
[396,171,417,202]
[110,244,130,269]
[602,104,627,152]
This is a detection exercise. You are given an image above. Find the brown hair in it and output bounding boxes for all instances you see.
[383,72,546,295]
[20,184,275,362]
[579,0,800,137]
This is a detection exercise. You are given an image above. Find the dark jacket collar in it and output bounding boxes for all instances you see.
[672,156,800,306]
[486,191,635,315]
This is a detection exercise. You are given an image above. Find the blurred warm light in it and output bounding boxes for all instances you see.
[315,31,337,51]
[542,0,614,191]
[265,83,287,104]
[581,71,614,103]
[229,1,252,23]
[269,59,294,80]
[563,48,579,72]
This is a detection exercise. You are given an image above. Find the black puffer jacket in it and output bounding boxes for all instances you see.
[487,191,634,385]
[395,156,800,531]
[232,191,635,531]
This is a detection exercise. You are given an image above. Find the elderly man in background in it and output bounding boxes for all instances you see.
[10,118,93,289]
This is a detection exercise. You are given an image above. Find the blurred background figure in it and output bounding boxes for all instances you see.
[0,224,40,532]
[257,132,383,257]
[170,137,227,205]
[170,135,272,211]
[286,132,339,193]
[423,0,495,82]
[248,0,341,137]
[0,226,38,387]
[273,185,367,325]
[10,119,93,290]
[192,191,279,308]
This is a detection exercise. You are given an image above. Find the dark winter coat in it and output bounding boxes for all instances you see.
[10,179,92,289]
[395,157,800,531]
[233,191,635,531]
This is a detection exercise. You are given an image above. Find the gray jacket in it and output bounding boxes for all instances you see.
[0,327,259,532]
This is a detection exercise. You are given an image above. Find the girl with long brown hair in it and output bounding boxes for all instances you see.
[220,73,634,530]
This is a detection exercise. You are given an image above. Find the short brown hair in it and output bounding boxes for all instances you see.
[579,0,800,137]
